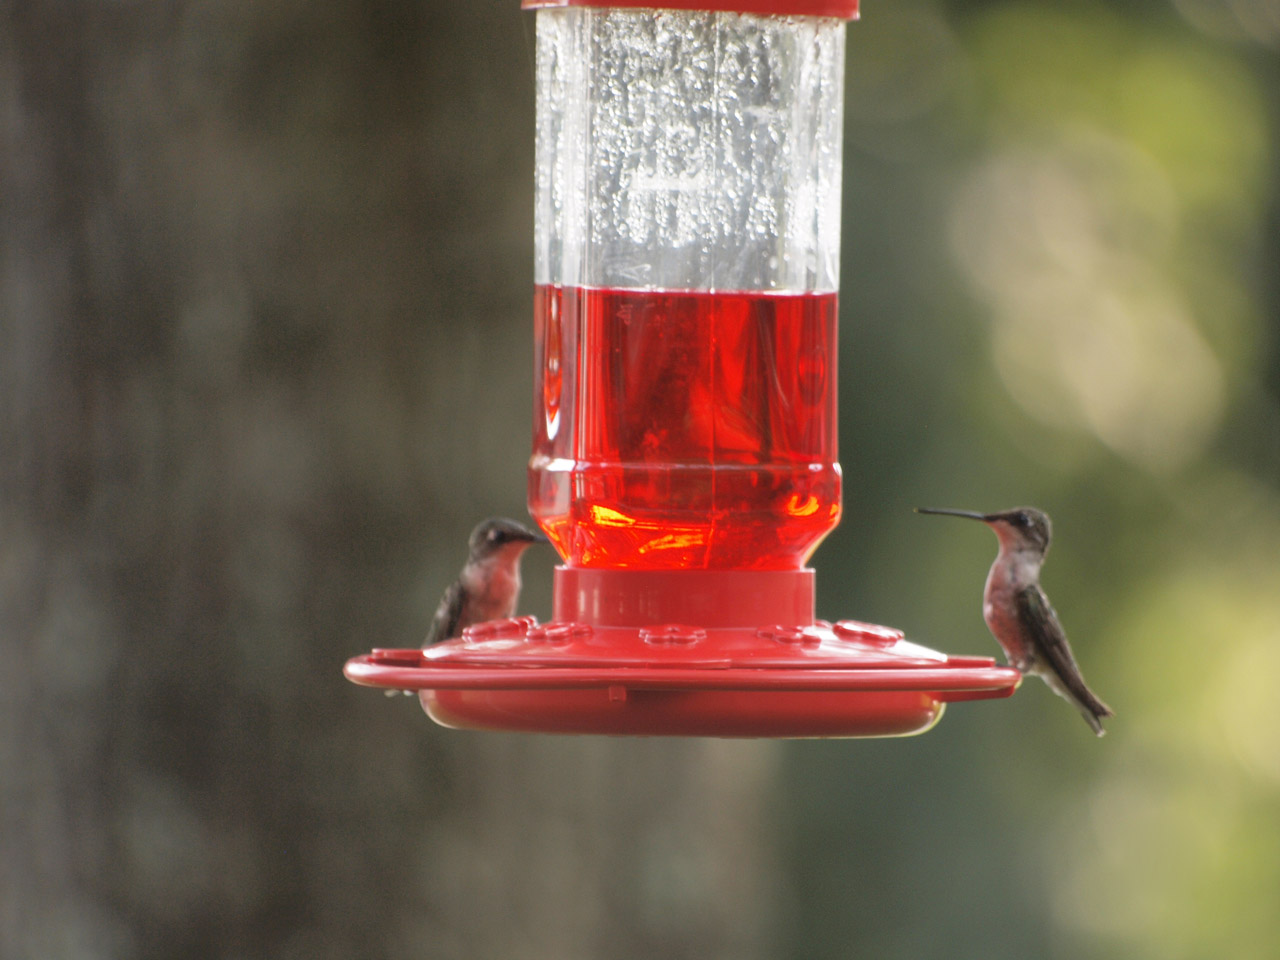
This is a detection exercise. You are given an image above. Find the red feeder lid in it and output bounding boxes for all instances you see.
[522,1,861,20]
[345,570,1020,738]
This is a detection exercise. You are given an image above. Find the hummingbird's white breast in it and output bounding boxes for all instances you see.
[461,547,525,625]
[982,551,1041,671]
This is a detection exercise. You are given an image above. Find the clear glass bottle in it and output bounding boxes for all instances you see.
[527,2,850,570]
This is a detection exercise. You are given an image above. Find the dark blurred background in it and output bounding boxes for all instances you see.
[3,0,1277,957]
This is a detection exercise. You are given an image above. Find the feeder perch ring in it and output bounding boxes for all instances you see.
[345,612,1020,737]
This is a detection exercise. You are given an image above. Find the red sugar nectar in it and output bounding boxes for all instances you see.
[530,285,842,570]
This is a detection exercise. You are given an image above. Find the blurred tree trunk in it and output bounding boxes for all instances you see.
[1,2,782,958]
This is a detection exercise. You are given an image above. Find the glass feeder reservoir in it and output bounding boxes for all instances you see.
[345,0,1021,736]
[529,1,844,571]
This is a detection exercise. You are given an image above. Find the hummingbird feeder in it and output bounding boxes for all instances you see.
[345,0,1021,736]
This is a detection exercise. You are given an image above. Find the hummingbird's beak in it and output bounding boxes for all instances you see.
[915,507,989,522]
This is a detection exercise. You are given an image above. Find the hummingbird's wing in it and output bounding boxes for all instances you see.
[1015,584,1114,734]
[424,580,465,646]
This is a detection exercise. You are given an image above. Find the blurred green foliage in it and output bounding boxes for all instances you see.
[787,1,1278,957]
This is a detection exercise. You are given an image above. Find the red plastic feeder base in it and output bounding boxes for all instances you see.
[344,569,1020,738]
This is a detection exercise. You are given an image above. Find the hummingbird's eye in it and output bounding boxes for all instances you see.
[488,529,501,542]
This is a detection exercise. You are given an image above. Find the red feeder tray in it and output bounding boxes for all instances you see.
[345,570,1020,737]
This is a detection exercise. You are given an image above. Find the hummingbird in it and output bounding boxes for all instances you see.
[917,506,1114,736]
[423,517,547,646]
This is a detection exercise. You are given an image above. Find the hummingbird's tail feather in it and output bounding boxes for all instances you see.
[1054,684,1112,737]
[1073,681,1114,738]
[1081,710,1105,737]
[1040,666,1114,737]
[1078,701,1109,737]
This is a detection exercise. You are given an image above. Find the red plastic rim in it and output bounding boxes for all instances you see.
[344,617,1020,738]
[522,1,860,20]
[346,568,1021,737]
